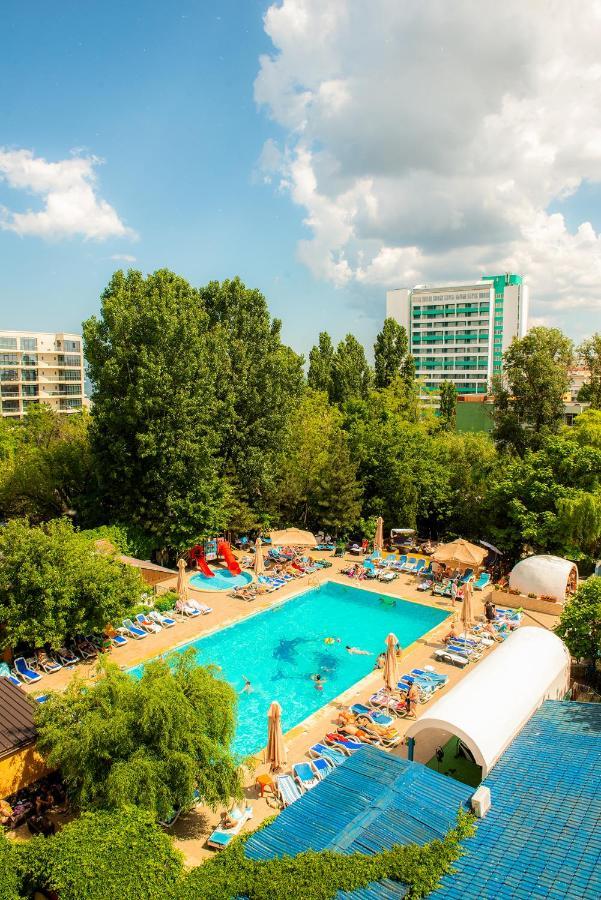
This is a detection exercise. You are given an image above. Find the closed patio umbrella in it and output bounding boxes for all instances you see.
[266,701,286,772]
[177,557,188,603]
[269,528,317,547]
[432,539,486,571]
[254,538,264,577]
[374,516,384,552]
[383,632,399,692]
[462,580,474,632]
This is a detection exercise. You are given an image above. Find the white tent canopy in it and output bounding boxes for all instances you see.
[405,628,569,777]
[509,555,577,602]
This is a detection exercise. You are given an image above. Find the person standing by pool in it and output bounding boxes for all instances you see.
[406,682,419,717]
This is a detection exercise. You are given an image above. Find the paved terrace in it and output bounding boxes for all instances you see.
[22,551,560,866]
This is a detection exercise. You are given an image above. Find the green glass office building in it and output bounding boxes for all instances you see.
[386,273,528,395]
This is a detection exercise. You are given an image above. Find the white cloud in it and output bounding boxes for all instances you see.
[110,253,137,263]
[0,148,134,241]
[255,0,601,331]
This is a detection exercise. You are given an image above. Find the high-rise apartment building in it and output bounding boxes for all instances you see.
[0,330,85,418]
[386,273,528,395]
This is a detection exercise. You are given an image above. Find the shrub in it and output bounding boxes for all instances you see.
[155,591,179,612]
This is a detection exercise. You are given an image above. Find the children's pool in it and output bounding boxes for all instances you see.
[189,568,253,592]
[129,581,447,757]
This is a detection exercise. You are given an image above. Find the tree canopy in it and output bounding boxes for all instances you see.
[0,518,143,650]
[438,381,457,431]
[35,650,241,822]
[578,333,601,409]
[556,576,601,662]
[373,318,409,389]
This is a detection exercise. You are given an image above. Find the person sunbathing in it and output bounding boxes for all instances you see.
[336,724,379,744]
[443,624,458,644]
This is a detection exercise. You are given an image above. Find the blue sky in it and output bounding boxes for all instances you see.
[2,1,600,352]
[0,0,377,357]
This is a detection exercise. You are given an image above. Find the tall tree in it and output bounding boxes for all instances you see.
[578,333,601,409]
[200,278,305,519]
[492,327,574,452]
[373,318,409,389]
[308,331,335,397]
[0,518,143,649]
[84,269,232,553]
[438,381,457,431]
[556,577,601,663]
[36,650,240,822]
[331,335,372,404]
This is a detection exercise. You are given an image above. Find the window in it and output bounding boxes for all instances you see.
[20,337,37,351]
[21,353,38,366]
[59,398,82,410]
[58,384,80,395]
[21,384,38,397]
[58,370,80,381]
[0,337,17,350]
[21,369,38,382]
[22,399,39,409]
[1,399,19,412]
[0,384,18,396]
[0,354,18,365]
[0,369,18,382]
[56,355,81,366]
[63,340,81,352]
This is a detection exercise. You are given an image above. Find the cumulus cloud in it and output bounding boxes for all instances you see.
[110,253,137,263]
[255,0,601,330]
[0,148,134,241]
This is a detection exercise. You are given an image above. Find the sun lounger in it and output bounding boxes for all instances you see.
[135,613,162,634]
[390,554,407,570]
[473,572,491,591]
[13,657,42,683]
[55,647,79,666]
[311,758,331,779]
[206,806,253,850]
[293,762,320,791]
[149,610,176,628]
[350,704,394,727]
[401,556,418,572]
[325,733,363,752]
[176,601,201,617]
[433,579,450,596]
[368,691,407,716]
[0,662,23,688]
[121,619,147,639]
[308,743,348,766]
[460,568,474,584]
[378,571,397,583]
[433,648,469,668]
[277,775,303,807]
[411,559,426,576]
[447,642,482,660]
[75,637,98,659]
[410,667,448,687]
[35,651,62,674]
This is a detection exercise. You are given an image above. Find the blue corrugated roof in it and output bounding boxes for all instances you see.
[433,700,601,900]
[244,745,473,897]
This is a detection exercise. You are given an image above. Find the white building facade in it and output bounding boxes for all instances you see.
[386,273,528,395]
[0,330,85,418]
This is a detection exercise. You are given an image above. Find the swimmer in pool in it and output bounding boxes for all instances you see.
[240,676,252,694]
[345,645,372,656]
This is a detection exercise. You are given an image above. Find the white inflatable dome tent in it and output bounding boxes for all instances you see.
[405,628,570,778]
[509,554,577,602]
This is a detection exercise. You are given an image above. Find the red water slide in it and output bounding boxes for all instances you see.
[218,540,241,576]
[189,544,214,577]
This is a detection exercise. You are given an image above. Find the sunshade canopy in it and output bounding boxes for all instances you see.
[405,628,570,777]
[269,528,317,547]
[432,538,486,569]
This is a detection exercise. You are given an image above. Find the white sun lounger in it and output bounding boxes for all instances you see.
[206,806,253,850]
[277,774,303,807]
[434,647,469,668]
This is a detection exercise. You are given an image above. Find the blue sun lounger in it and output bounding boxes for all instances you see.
[13,657,42,683]
[308,743,347,766]
[350,703,394,727]
[311,757,331,779]
[293,762,320,791]
[121,619,147,640]
[473,572,491,590]
[0,663,23,688]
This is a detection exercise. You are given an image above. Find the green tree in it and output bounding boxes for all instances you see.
[0,831,19,900]
[556,577,601,662]
[438,381,457,431]
[374,318,409,389]
[19,808,184,900]
[0,518,143,650]
[273,391,361,530]
[0,406,95,525]
[201,278,305,519]
[308,331,335,397]
[83,269,232,553]
[36,650,241,822]
[578,333,601,409]
[492,327,574,452]
[331,335,372,404]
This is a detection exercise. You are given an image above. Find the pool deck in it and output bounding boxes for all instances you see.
[23,552,560,866]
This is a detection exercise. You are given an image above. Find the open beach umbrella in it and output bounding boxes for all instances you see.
[266,701,286,772]
[254,537,264,576]
[374,516,384,552]
[383,632,399,692]
[269,528,317,547]
[432,539,486,570]
[462,581,474,631]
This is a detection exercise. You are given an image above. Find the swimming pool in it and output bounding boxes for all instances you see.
[189,568,253,592]
[129,581,448,757]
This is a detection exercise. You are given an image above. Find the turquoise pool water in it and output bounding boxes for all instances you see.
[129,581,447,757]
[189,568,253,592]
